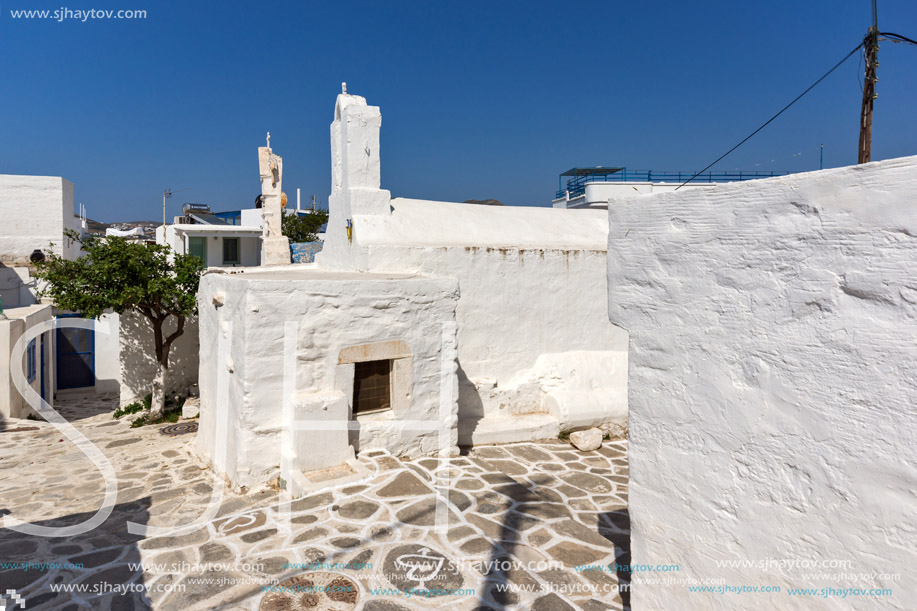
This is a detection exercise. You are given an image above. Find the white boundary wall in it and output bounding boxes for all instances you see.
[608,156,917,610]
[0,304,54,419]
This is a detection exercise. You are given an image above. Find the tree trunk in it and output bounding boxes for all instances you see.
[150,317,166,421]
[145,311,183,422]
[150,358,167,421]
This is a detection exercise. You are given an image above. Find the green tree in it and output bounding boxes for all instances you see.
[35,230,203,421]
[281,210,328,243]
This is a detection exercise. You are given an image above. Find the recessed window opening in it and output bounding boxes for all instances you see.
[353,359,392,415]
[222,237,240,265]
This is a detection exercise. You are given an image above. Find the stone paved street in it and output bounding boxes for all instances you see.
[0,395,629,610]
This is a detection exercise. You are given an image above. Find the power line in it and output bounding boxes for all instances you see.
[675,42,864,190]
[879,32,917,46]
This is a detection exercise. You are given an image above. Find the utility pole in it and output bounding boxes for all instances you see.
[858,0,879,164]
[162,187,191,228]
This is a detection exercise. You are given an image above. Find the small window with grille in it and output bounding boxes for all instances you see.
[352,359,392,415]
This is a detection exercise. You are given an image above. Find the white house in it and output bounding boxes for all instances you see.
[0,174,84,418]
[155,203,326,269]
[0,174,83,268]
[156,204,263,268]
[550,167,787,209]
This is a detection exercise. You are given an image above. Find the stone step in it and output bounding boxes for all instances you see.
[458,412,559,447]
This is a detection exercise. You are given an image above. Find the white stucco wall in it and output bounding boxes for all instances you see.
[0,304,54,419]
[0,174,78,264]
[0,266,38,308]
[118,311,199,405]
[94,312,121,395]
[321,199,629,442]
[240,208,263,227]
[607,156,917,610]
[196,267,460,489]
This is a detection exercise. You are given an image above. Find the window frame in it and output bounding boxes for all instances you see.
[352,359,393,415]
[26,338,36,383]
[222,237,241,266]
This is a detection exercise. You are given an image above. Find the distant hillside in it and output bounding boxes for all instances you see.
[463,199,504,206]
[85,219,160,235]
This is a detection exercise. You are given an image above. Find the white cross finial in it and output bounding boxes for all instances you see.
[266,132,271,149]
[342,82,347,94]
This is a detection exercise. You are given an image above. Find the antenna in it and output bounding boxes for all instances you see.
[162,187,191,228]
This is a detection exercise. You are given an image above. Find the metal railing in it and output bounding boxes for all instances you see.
[556,169,792,199]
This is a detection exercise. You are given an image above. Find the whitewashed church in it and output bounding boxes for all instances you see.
[195,87,628,491]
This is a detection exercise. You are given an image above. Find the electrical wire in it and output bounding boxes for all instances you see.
[675,42,865,190]
[879,32,917,46]
[857,45,864,94]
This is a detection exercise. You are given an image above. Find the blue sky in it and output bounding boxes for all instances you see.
[1,0,915,222]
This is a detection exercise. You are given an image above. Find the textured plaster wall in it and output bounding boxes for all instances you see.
[320,195,628,441]
[362,242,627,428]
[0,174,77,264]
[608,157,917,610]
[118,311,199,405]
[196,269,459,489]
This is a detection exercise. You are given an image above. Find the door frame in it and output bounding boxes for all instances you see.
[56,313,95,390]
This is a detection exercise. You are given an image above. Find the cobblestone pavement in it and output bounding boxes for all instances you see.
[0,395,630,610]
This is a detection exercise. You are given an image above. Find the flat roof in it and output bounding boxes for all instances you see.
[172,225,262,234]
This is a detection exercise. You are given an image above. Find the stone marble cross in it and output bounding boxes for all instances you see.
[258,137,289,265]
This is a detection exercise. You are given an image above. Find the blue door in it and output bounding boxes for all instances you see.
[56,314,95,389]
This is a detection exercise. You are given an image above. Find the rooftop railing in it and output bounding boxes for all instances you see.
[556,169,792,199]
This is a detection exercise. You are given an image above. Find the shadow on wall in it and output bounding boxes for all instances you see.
[0,497,153,609]
[456,361,484,446]
[119,312,199,406]
[0,263,24,308]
